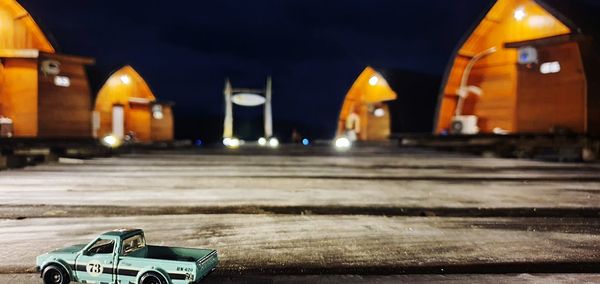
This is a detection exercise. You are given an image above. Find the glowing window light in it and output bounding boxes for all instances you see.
[514,7,526,21]
[368,75,379,86]
[540,61,561,74]
[373,108,385,117]
[120,75,131,84]
[54,76,71,87]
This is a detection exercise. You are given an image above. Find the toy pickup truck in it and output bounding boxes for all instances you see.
[36,228,218,284]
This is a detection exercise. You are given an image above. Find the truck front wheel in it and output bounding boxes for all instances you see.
[42,265,70,284]
[139,272,167,284]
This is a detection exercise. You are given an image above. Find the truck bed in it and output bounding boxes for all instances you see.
[144,245,215,263]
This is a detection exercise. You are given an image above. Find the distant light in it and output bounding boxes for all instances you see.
[258,137,267,146]
[223,137,240,148]
[54,76,71,87]
[152,105,164,120]
[120,75,131,84]
[195,139,203,146]
[373,108,385,117]
[269,137,279,148]
[302,138,310,146]
[368,75,379,86]
[152,111,164,120]
[540,61,561,74]
[514,7,526,21]
[335,137,351,149]
[101,135,122,148]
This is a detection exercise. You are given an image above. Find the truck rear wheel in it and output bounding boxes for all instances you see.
[42,265,70,284]
[140,272,167,284]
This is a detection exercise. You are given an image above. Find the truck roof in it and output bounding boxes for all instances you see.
[101,228,143,238]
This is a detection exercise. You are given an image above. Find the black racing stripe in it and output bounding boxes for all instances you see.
[169,273,187,280]
[117,268,139,276]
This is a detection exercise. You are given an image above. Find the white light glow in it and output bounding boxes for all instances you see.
[540,61,561,74]
[101,135,122,148]
[368,75,379,86]
[258,137,267,146]
[54,76,71,87]
[223,137,240,148]
[514,7,526,21]
[335,137,351,149]
[373,108,385,117]
[120,75,131,85]
[269,137,279,148]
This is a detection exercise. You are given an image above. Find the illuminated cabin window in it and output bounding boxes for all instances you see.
[54,76,71,87]
[540,61,561,74]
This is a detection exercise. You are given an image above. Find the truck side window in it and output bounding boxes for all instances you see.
[122,234,146,255]
[87,239,115,254]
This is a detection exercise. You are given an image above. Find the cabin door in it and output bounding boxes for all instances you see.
[112,105,125,138]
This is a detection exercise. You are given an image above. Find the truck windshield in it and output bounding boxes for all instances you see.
[122,234,146,255]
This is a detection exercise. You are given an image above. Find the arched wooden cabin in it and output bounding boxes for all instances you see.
[435,0,600,135]
[0,0,94,138]
[337,67,397,141]
[337,67,441,141]
[94,66,174,142]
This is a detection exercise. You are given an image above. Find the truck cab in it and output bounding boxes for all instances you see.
[36,228,218,284]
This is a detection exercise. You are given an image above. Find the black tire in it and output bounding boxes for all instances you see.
[42,265,70,284]
[140,272,167,284]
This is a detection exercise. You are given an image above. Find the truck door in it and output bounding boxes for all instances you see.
[75,238,117,283]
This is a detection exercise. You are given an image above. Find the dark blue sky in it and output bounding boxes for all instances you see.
[19,0,600,141]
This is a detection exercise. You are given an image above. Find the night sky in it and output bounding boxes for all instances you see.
[18,0,600,142]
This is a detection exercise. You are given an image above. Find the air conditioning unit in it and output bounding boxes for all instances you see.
[518,46,538,65]
[450,115,479,135]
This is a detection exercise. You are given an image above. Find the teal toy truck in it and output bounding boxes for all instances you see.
[36,228,218,284]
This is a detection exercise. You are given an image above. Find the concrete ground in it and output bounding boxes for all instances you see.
[1,147,600,282]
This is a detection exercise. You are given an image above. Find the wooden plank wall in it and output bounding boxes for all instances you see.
[516,42,586,133]
[0,58,38,137]
[365,104,391,141]
[151,104,174,141]
[37,54,92,138]
[126,102,151,142]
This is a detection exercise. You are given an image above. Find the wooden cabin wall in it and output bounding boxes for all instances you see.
[579,41,600,135]
[96,109,112,138]
[0,58,38,137]
[436,0,571,134]
[126,102,152,142]
[516,42,586,133]
[37,54,93,138]
[338,67,396,138]
[0,1,54,52]
[365,104,391,141]
[94,66,157,141]
[151,105,174,141]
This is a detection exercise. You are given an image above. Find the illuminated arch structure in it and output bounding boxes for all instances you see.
[94,66,174,142]
[435,0,600,135]
[337,67,441,141]
[0,0,94,138]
